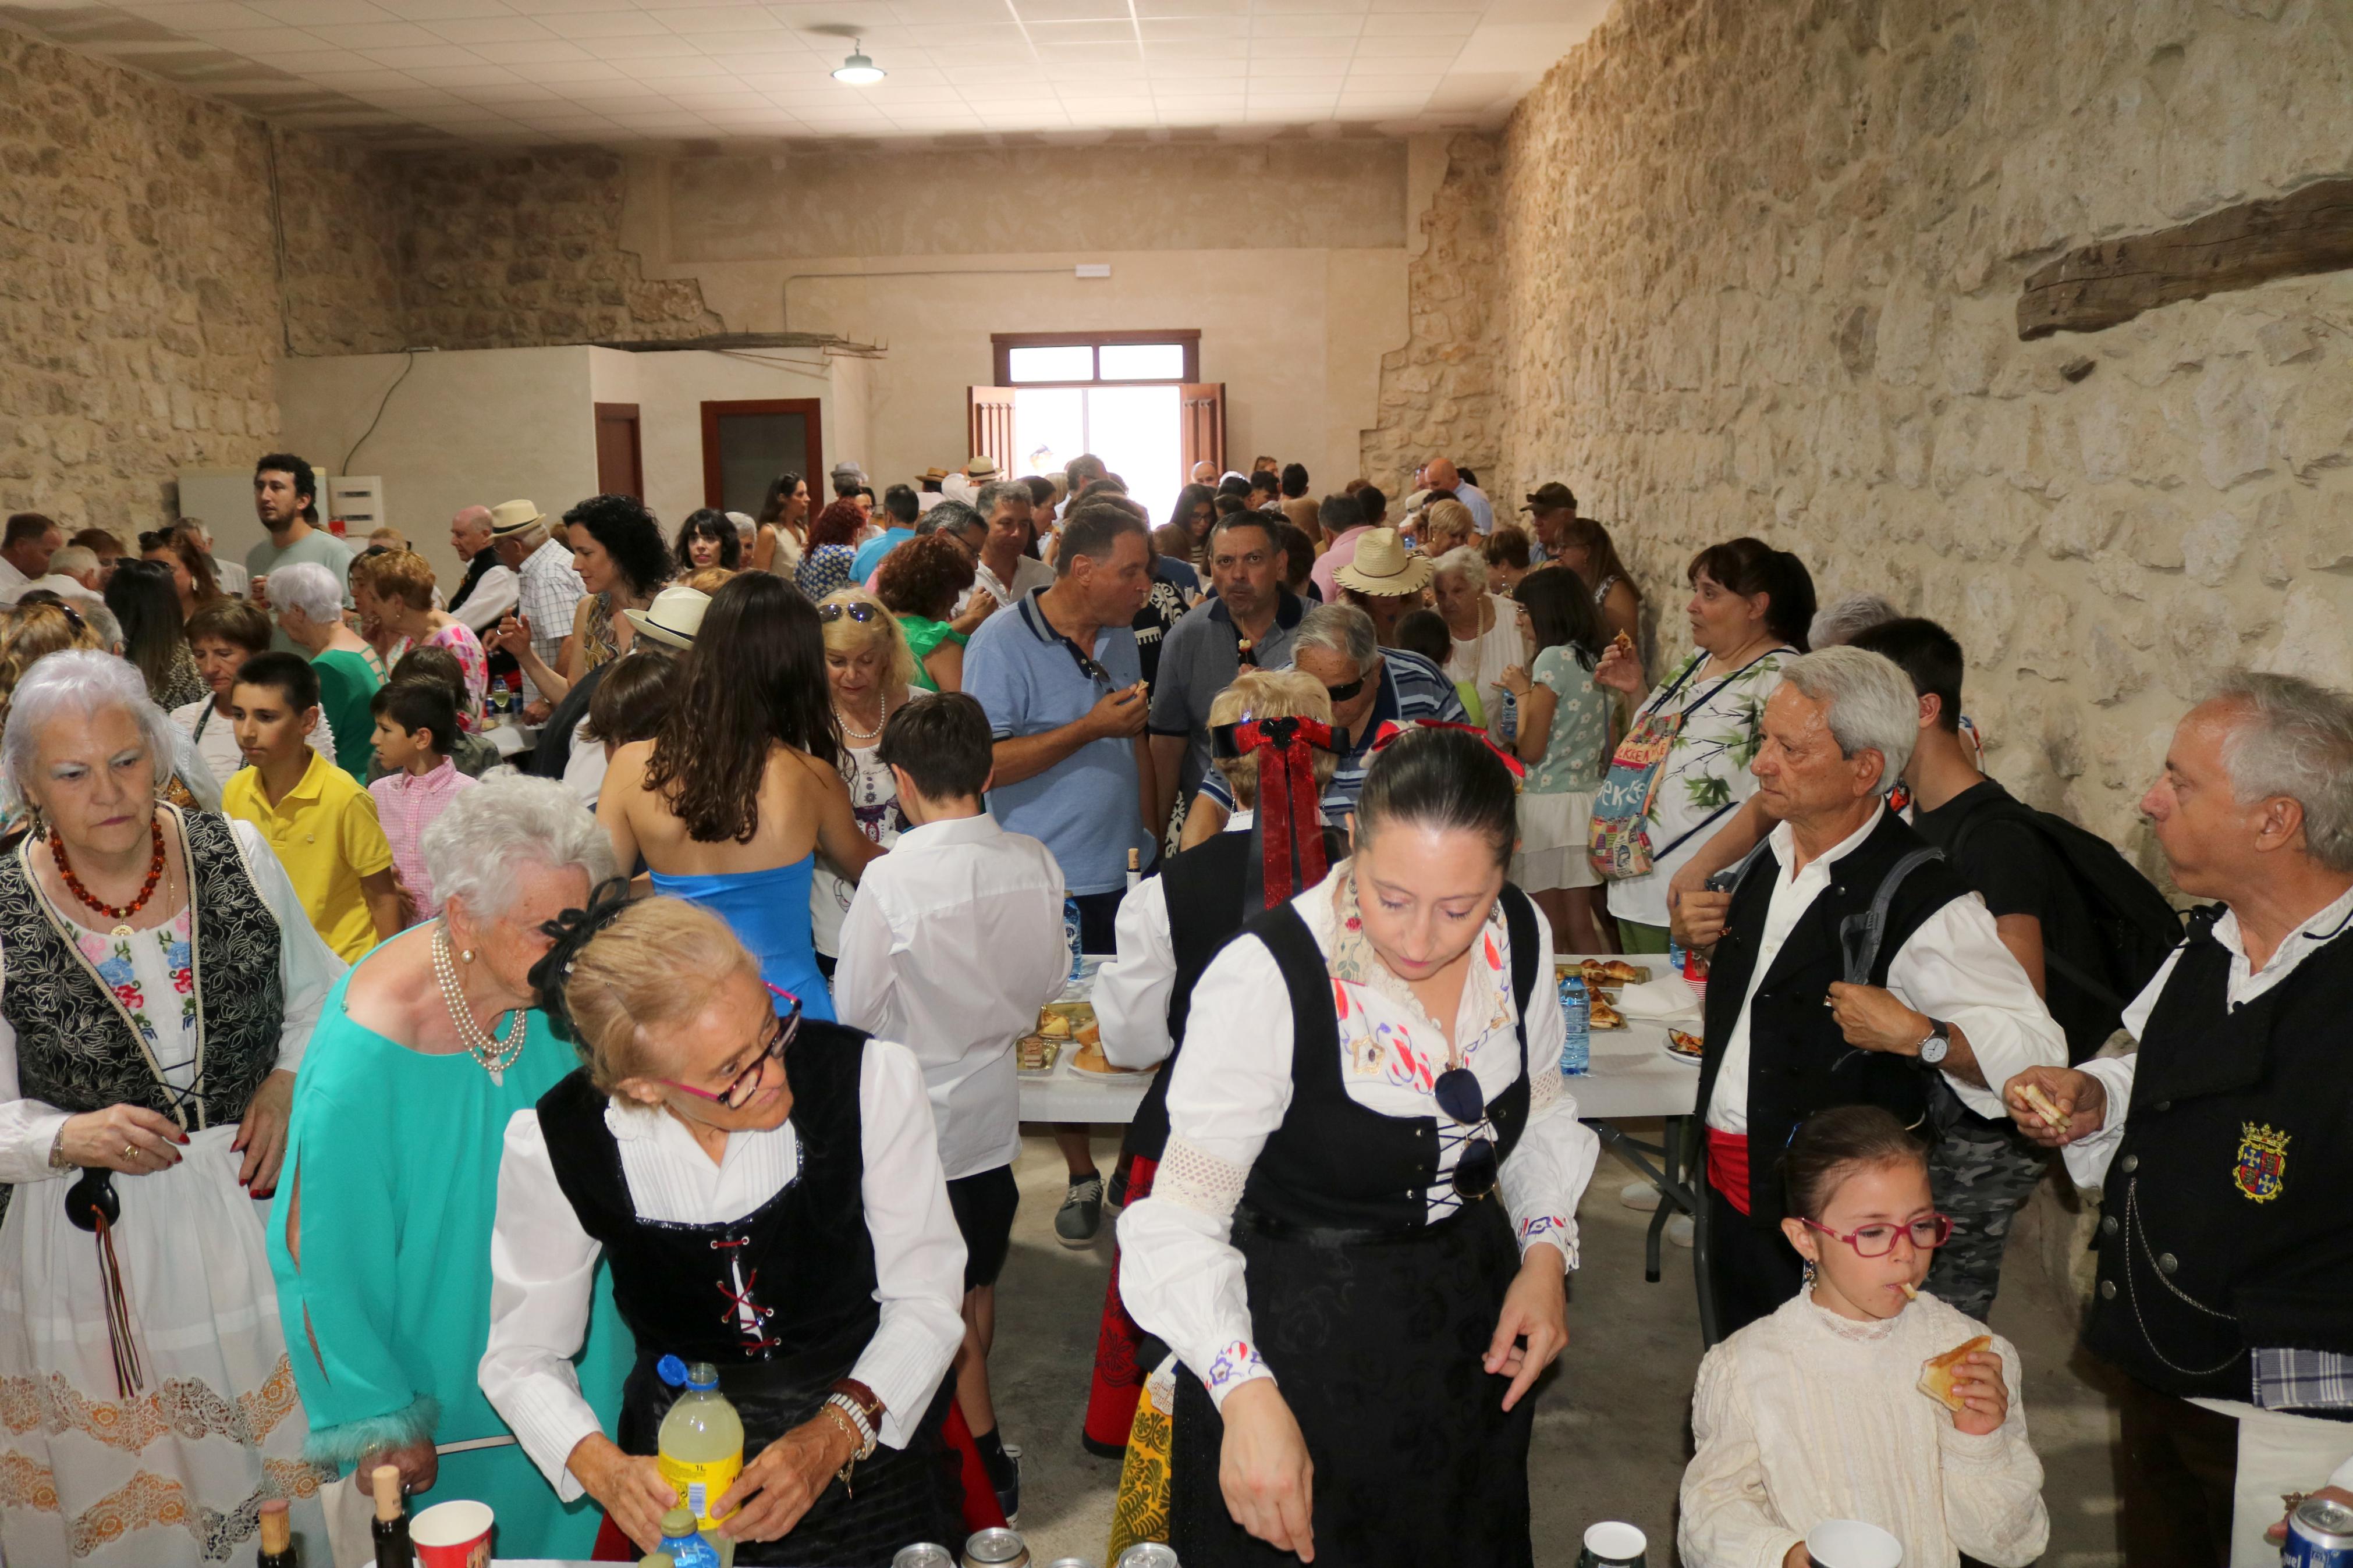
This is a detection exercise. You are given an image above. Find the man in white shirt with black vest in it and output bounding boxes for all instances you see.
[2005,671,2353,1568]
[1676,646,2065,1341]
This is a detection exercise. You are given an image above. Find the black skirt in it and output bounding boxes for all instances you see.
[1169,1198,1536,1568]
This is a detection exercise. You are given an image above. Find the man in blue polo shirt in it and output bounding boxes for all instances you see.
[964,499,1159,1246]
[1181,600,1467,843]
[1145,510,1305,840]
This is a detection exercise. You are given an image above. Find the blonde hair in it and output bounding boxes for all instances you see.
[1208,669,1338,810]
[1419,499,1475,557]
[683,566,737,594]
[367,550,437,612]
[560,898,762,1093]
[0,602,105,739]
[819,587,917,692]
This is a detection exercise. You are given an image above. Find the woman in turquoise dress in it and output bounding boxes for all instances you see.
[267,776,633,1559]
[597,573,882,1019]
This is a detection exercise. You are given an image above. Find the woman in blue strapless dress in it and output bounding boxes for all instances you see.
[595,574,884,1019]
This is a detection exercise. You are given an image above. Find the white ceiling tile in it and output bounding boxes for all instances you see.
[420,15,554,42]
[1360,9,1474,33]
[1024,18,1134,42]
[183,24,333,51]
[242,0,399,23]
[357,41,488,63]
[1346,31,1446,53]
[582,29,700,54]
[402,62,526,82]
[463,37,594,59]
[521,56,630,77]
[244,45,377,68]
[498,0,638,10]
[1252,0,1370,10]
[1248,12,1358,34]
[612,52,732,74]
[368,0,512,19]
[545,10,669,34]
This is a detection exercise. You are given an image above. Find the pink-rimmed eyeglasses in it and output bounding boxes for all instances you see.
[661,985,803,1110]
[1801,1212,1953,1258]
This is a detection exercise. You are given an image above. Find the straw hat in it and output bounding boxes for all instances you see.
[487,499,545,538]
[920,466,949,482]
[966,454,1002,479]
[1335,528,1433,596]
[622,585,712,651]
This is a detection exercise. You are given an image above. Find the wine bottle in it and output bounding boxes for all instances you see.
[371,1464,411,1568]
[1126,847,1141,892]
[258,1498,297,1568]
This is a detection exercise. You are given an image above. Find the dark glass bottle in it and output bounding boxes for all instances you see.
[371,1464,412,1568]
[258,1498,297,1568]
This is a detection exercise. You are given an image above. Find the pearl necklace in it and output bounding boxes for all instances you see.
[432,922,524,1084]
[835,690,890,742]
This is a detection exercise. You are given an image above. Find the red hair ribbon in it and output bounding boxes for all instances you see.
[1212,716,1340,904]
[1370,719,1527,778]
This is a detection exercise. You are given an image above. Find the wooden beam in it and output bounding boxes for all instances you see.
[2016,179,2353,339]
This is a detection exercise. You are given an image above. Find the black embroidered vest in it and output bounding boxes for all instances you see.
[0,807,285,1132]
[2084,911,2353,1403]
[1692,809,1974,1229]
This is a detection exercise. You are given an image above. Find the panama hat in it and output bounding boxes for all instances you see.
[966,454,1002,479]
[1335,528,1433,597]
[487,499,545,538]
[622,585,712,651]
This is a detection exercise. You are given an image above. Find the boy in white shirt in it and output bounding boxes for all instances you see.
[833,691,1070,1523]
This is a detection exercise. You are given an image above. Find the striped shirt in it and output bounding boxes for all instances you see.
[1194,646,1467,820]
[368,758,477,916]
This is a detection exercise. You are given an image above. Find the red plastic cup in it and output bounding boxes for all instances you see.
[411,1499,494,1568]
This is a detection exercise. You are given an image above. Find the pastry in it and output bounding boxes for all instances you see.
[1599,959,1647,984]
[1588,993,1625,1030]
[1611,630,1635,655]
[1918,1335,1993,1411]
[1017,1034,1059,1072]
[1071,1040,1144,1075]
[1038,1013,1072,1040]
[2015,1080,2070,1132]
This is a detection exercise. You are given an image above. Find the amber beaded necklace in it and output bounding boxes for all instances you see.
[49,817,167,938]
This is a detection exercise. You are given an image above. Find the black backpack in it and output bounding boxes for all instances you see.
[1947,792,2184,1056]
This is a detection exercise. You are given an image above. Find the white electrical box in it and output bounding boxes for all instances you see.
[328,476,384,535]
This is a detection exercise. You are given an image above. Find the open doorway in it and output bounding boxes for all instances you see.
[982,332,1216,528]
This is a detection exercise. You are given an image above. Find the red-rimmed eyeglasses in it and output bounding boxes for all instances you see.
[1801,1213,1953,1258]
[662,985,803,1110]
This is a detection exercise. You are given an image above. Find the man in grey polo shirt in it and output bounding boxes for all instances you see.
[1145,510,1304,840]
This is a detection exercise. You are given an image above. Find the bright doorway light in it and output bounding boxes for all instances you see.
[1014,385,1181,529]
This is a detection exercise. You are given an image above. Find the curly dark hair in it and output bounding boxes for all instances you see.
[563,494,673,597]
[674,508,742,571]
[807,498,865,550]
[874,532,978,621]
[642,573,838,843]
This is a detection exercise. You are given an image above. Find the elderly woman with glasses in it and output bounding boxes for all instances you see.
[0,650,342,1566]
[1119,725,1600,1568]
[267,776,631,1559]
[481,893,968,1562]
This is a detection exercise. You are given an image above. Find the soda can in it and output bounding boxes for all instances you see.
[2287,1496,2353,1568]
[964,1528,1030,1568]
[1115,1546,1179,1568]
[1044,1559,1097,1568]
[893,1548,956,1568]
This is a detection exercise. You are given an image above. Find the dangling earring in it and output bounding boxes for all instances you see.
[1801,1257,1818,1290]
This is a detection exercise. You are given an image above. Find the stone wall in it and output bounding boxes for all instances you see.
[1485,0,2353,861]
[1362,133,1507,507]
[395,150,721,351]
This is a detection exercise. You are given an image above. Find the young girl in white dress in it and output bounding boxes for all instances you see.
[1678,1105,2050,1568]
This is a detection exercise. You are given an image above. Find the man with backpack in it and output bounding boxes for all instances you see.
[1851,617,2184,1318]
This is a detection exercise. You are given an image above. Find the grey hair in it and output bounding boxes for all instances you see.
[918,499,984,538]
[2209,671,2353,872]
[1776,645,1918,796]
[269,560,344,626]
[726,510,755,543]
[2,650,179,805]
[1809,592,1901,649]
[974,478,1031,517]
[1293,602,1378,672]
[48,546,97,577]
[1432,545,1488,590]
[59,593,120,654]
[421,773,618,923]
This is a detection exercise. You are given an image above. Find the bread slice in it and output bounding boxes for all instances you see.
[2015,1080,2070,1132]
[1918,1334,1993,1411]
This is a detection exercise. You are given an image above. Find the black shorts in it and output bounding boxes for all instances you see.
[946,1165,1020,1293]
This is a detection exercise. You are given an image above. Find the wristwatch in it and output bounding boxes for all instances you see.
[1917,1018,1952,1066]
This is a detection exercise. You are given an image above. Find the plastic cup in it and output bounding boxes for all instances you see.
[1579,1521,1648,1567]
[411,1499,494,1568]
[1807,1518,1903,1568]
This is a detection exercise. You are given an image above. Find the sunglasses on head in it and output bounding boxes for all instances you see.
[817,601,881,624]
[1433,1067,1499,1201]
[661,985,804,1110]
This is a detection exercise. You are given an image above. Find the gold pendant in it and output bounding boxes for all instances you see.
[111,925,132,938]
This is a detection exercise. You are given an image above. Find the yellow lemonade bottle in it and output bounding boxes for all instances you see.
[655,1356,743,1568]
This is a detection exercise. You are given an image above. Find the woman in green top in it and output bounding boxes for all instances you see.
[1500,568,1614,954]
[875,531,978,693]
[269,558,381,778]
[268,777,632,1558]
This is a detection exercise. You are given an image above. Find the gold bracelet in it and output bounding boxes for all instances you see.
[818,1403,863,1496]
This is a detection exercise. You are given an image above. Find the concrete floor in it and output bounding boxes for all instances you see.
[988,1123,2126,1567]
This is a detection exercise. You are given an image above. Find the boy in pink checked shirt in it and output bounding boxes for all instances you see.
[367,680,477,919]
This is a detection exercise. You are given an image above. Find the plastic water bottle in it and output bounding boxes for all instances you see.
[1498,687,1519,747]
[655,1507,721,1568]
[655,1356,741,1567]
[1063,894,1085,981]
[1558,976,1591,1075]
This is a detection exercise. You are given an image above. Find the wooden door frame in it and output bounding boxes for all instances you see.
[699,398,825,510]
[989,329,1201,387]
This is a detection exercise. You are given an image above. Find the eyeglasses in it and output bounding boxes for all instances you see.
[1322,675,1365,704]
[817,602,881,625]
[1801,1213,1953,1257]
[662,986,804,1110]
[1433,1066,1499,1201]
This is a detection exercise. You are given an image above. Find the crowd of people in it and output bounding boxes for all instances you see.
[0,436,2344,1568]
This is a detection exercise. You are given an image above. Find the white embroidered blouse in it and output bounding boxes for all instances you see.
[1116,862,1600,1406]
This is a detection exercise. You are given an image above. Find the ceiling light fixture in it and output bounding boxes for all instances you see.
[832,41,885,85]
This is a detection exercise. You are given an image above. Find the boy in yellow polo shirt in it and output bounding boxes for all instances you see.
[222,652,404,962]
